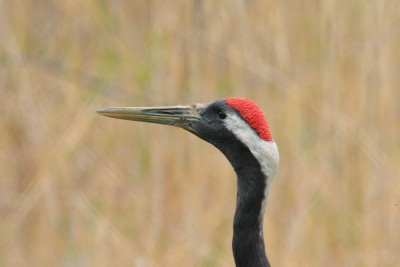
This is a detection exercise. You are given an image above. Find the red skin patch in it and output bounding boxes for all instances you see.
[224,97,273,141]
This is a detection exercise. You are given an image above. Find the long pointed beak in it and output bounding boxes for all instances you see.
[96,105,202,129]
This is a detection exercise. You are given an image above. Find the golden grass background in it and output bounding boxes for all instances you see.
[1,1,399,266]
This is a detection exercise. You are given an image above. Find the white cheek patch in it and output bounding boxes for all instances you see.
[224,114,279,215]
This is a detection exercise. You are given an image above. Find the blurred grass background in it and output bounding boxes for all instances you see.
[1,0,399,266]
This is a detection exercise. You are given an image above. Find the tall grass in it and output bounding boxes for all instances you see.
[1,1,399,266]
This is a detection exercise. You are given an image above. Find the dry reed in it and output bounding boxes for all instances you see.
[1,1,399,266]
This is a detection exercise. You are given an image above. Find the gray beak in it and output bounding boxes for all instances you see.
[96,105,202,129]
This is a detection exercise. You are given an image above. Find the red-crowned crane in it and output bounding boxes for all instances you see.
[97,97,279,267]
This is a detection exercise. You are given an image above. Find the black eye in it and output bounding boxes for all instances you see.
[217,109,227,120]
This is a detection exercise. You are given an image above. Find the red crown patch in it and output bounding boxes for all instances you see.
[224,97,273,141]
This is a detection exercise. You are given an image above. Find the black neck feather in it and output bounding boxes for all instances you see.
[220,141,270,267]
[233,170,269,267]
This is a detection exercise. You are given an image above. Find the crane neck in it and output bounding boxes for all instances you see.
[232,170,270,267]
[213,135,276,267]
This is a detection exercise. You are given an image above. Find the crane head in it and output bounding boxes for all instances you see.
[97,97,279,190]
